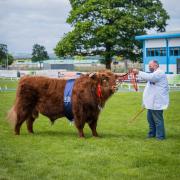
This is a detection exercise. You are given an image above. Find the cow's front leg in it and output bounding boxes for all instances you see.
[88,120,98,137]
[74,120,85,138]
[78,128,85,138]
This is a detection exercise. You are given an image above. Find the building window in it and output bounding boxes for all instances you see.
[147,49,151,56]
[146,48,166,57]
[170,47,180,56]
[159,48,166,56]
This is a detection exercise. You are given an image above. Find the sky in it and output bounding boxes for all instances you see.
[0,0,180,54]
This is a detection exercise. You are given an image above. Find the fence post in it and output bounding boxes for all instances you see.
[128,84,131,91]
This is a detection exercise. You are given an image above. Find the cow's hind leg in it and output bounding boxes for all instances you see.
[26,117,35,134]
[15,121,25,135]
[15,107,34,135]
[26,110,38,134]
[13,83,38,135]
[88,120,98,137]
[15,113,27,135]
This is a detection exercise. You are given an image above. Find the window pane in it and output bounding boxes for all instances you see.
[170,49,173,56]
[155,49,159,56]
[147,49,151,56]
[151,49,154,56]
[160,49,163,56]
[146,47,168,57]
[163,49,166,56]
[169,47,180,56]
[174,48,178,56]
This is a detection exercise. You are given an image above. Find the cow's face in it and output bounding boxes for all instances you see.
[89,70,118,92]
[99,71,116,88]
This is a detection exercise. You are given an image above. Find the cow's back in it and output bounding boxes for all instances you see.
[17,76,67,120]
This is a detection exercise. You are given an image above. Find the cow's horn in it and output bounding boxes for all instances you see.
[89,72,96,78]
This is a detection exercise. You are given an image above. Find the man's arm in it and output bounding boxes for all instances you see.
[132,69,163,83]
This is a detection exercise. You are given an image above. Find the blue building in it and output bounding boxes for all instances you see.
[135,31,180,74]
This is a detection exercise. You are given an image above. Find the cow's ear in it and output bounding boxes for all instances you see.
[89,72,97,79]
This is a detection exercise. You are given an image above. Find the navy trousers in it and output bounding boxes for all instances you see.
[147,109,166,140]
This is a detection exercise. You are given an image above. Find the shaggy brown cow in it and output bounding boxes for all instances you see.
[8,70,120,137]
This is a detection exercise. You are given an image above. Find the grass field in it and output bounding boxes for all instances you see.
[0,91,180,180]
[0,79,18,89]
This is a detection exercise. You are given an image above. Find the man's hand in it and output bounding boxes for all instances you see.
[132,68,139,75]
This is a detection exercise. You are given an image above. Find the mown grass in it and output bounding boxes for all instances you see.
[0,91,180,180]
[0,79,18,89]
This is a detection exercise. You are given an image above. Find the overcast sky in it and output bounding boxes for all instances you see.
[0,0,180,54]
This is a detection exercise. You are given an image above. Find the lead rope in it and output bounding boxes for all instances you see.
[116,71,142,124]
[128,107,145,124]
[129,72,138,91]
[128,70,143,123]
[116,71,138,92]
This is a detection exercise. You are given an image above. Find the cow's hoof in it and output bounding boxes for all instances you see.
[93,135,100,138]
[92,133,99,137]
[28,131,34,134]
[79,135,85,138]
[28,132,34,135]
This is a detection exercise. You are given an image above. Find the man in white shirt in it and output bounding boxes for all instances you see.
[132,60,169,140]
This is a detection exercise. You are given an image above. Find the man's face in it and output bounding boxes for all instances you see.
[148,62,157,72]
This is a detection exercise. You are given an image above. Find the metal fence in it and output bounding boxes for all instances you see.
[0,78,180,92]
[118,82,180,92]
[0,70,180,92]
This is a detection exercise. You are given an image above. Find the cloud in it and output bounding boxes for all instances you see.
[0,0,72,53]
[161,0,180,31]
[0,0,180,54]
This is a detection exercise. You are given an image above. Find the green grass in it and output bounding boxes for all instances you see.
[0,91,180,180]
[0,79,18,89]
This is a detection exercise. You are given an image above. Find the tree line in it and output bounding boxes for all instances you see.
[0,44,49,68]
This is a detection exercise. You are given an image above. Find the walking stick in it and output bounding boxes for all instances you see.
[128,107,145,123]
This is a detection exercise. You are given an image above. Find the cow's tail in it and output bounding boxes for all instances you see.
[7,105,17,127]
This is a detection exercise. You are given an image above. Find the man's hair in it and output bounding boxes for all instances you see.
[152,60,159,67]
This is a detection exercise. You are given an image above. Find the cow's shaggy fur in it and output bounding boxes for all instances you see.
[8,70,119,137]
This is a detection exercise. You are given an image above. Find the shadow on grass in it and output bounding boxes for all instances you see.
[32,130,145,140]
[18,129,180,141]
[31,130,77,138]
[19,130,121,139]
[100,132,146,140]
[165,133,180,140]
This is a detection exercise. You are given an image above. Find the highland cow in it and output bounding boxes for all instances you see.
[8,70,120,137]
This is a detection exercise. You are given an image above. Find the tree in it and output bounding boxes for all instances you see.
[0,44,7,62]
[7,54,14,65]
[0,44,14,67]
[55,0,169,69]
[31,44,49,62]
[1,54,14,67]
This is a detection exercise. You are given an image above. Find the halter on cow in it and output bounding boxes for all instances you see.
[116,70,138,91]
